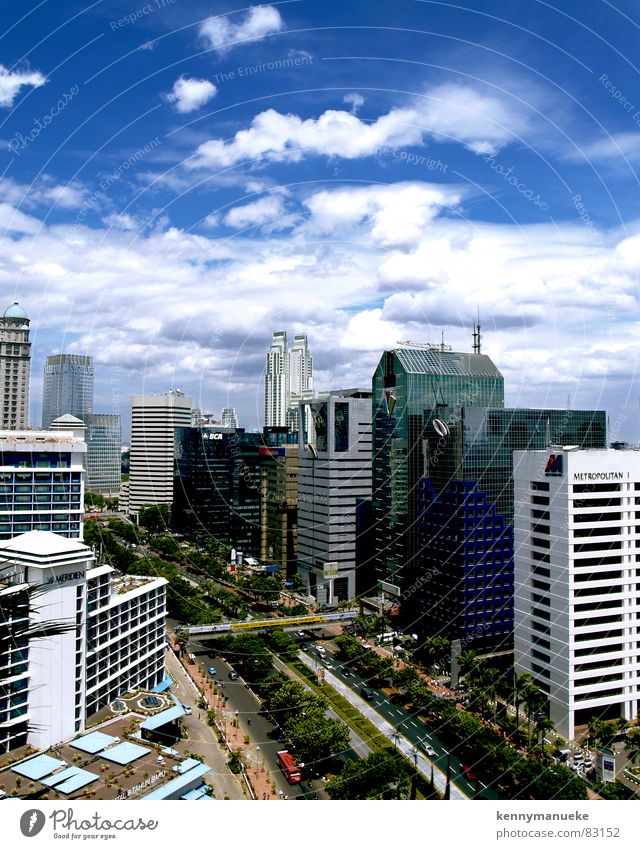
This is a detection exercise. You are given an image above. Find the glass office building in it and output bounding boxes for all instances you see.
[372,347,505,597]
[416,406,607,649]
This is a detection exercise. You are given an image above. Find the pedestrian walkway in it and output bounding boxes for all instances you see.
[167,631,284,801]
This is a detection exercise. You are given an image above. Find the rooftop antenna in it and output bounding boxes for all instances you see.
[472,306,482,354]
[441,330,446,352]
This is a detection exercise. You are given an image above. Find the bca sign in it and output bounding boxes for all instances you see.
[203,432,223,440]
[545,454,563,476]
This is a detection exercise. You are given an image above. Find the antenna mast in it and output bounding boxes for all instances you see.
[472,306,482,354]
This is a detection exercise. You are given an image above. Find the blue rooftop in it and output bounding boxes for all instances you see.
[42,766,98,794]
[99,741,150,765]
[70,731,118,754]
[152,676,173,693]
[173,758,201,774]
[181,786,207,800]
[140,698,185,731]
[141,763,210,800]
[12,755,66,780]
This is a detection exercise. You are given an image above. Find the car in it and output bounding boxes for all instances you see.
[425,745,437,758]
[182,705,192,715]
[360,687,374,701]
[229,671,239,680]
[208,666,217,676]
[301,642,309,650]
[461,764,477,781]
[315,645,326,656]
[321,659,333,669]
[342,669,352,678]
[295,630,306,638]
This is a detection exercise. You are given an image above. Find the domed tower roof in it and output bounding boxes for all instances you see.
[3,301,28,320]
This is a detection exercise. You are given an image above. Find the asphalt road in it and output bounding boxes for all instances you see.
[304,639,499,800]
[189,636,322,799]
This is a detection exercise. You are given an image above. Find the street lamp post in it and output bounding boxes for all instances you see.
[256,745,261,773]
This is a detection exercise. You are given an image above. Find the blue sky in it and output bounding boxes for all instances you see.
[2,0,640,439]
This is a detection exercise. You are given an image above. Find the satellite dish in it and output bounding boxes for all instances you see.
[433,418,449,438]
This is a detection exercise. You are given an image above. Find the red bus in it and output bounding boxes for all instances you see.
[276,750,302,784]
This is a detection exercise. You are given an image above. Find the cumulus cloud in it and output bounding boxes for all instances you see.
[186,83,528,169]
[224,195,287,229]
[0,177,86,210]
[0,64,46,108]
[199,5,283,53]
[166,76,217,113]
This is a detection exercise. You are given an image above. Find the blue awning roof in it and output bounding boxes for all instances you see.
[42,767,98,794]
[99,741,150,764]
[152,675,173,693]
[70,731,118,754]
[141,763,210,800]
[140,702,185,731]
[181,786,207,800]
[12,755,66,780]
[173,758,201,774]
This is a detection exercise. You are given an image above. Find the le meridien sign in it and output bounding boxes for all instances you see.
[45,570,84,585]
[572,472,626,481]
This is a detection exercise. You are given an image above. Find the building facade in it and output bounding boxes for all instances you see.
[0,531,166,752]
[264,331,289,428]
[220,407,238,429]
[260,437,299,576]
[41,354,94,429]
[513,448,640,739]
[84,413,121,493]
[173,426,263,556]
[0,302,31,430]
[129,391,191,517]
[297,390,372,602]
[372,347,504,600]
[416,406,607,649]
[0,430,86,541]
[287,334,314,431]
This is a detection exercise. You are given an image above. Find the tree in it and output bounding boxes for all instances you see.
[459,649,479,685]
[137,504,171,536]
[285,713,350,765]
[393,665,420,692]
[326,751,410,799]
[512,672,533,739]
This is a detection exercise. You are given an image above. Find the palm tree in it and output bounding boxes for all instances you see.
[535,714,554,754]
[459,649,478,686]
[523,684,544,747]
[480,666,503,723]
[512,672,533,739]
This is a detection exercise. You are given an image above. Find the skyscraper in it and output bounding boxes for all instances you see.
[514,448,640,739]
[372,346,504,599]
[42,354,94,429]
[129,390,192,517]
[264,331,314,430]
[83,413,122,493]
[288,334,314,430]
[265,331,289,427]
[0,302,31,430]
[220,407,238,428]
[297,389,372,602]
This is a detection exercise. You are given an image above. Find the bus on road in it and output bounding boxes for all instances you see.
[277,750,302,783]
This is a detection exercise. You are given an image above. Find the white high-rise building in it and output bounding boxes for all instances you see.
[514,448,640,740]
[287,334,314,431]
[0,531,166,752]
[220,407,238,428]
[0,302,31,430]
[297,389,372,602]
[264,331,314,431]
[129,390,192,517]
[265,331,289,428]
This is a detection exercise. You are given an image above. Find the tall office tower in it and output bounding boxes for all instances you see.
[41,354,94,429]
[0,530,166,752]
[0,302,31,430]
[372,346,504,602]
[287,334,313,431]
[129,390,192,517]
[260,427,299,576]
[221,407,238,428]
[417,406,607,651]
[84,413,122,493]
[265,331,288,427]
[297,389,372,602]
[513,448,640,740]
[173,426,262,555]
[0,429,86,541]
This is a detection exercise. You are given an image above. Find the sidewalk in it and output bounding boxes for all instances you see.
[168,632,282,801]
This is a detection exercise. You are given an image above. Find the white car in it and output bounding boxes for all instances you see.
[425,745,437,757]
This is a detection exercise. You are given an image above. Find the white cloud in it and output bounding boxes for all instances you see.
[0,203,41,234]
[344,93,364,114]
[0,177,86,211]
[166,76,217,114]
[0,64,46,108]
[224,195,287,229]
[187,83,528,169]
[568,132,640,163]
[199,6,283,54]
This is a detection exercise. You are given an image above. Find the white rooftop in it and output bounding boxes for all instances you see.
[0,531,91,557]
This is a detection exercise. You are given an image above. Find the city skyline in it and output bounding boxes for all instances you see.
[2,2,640,441]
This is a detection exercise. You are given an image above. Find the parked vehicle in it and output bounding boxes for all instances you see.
[315,645,326,657]
[229,671,239,680]
[360,687,374,701]
[208,666,217,676]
